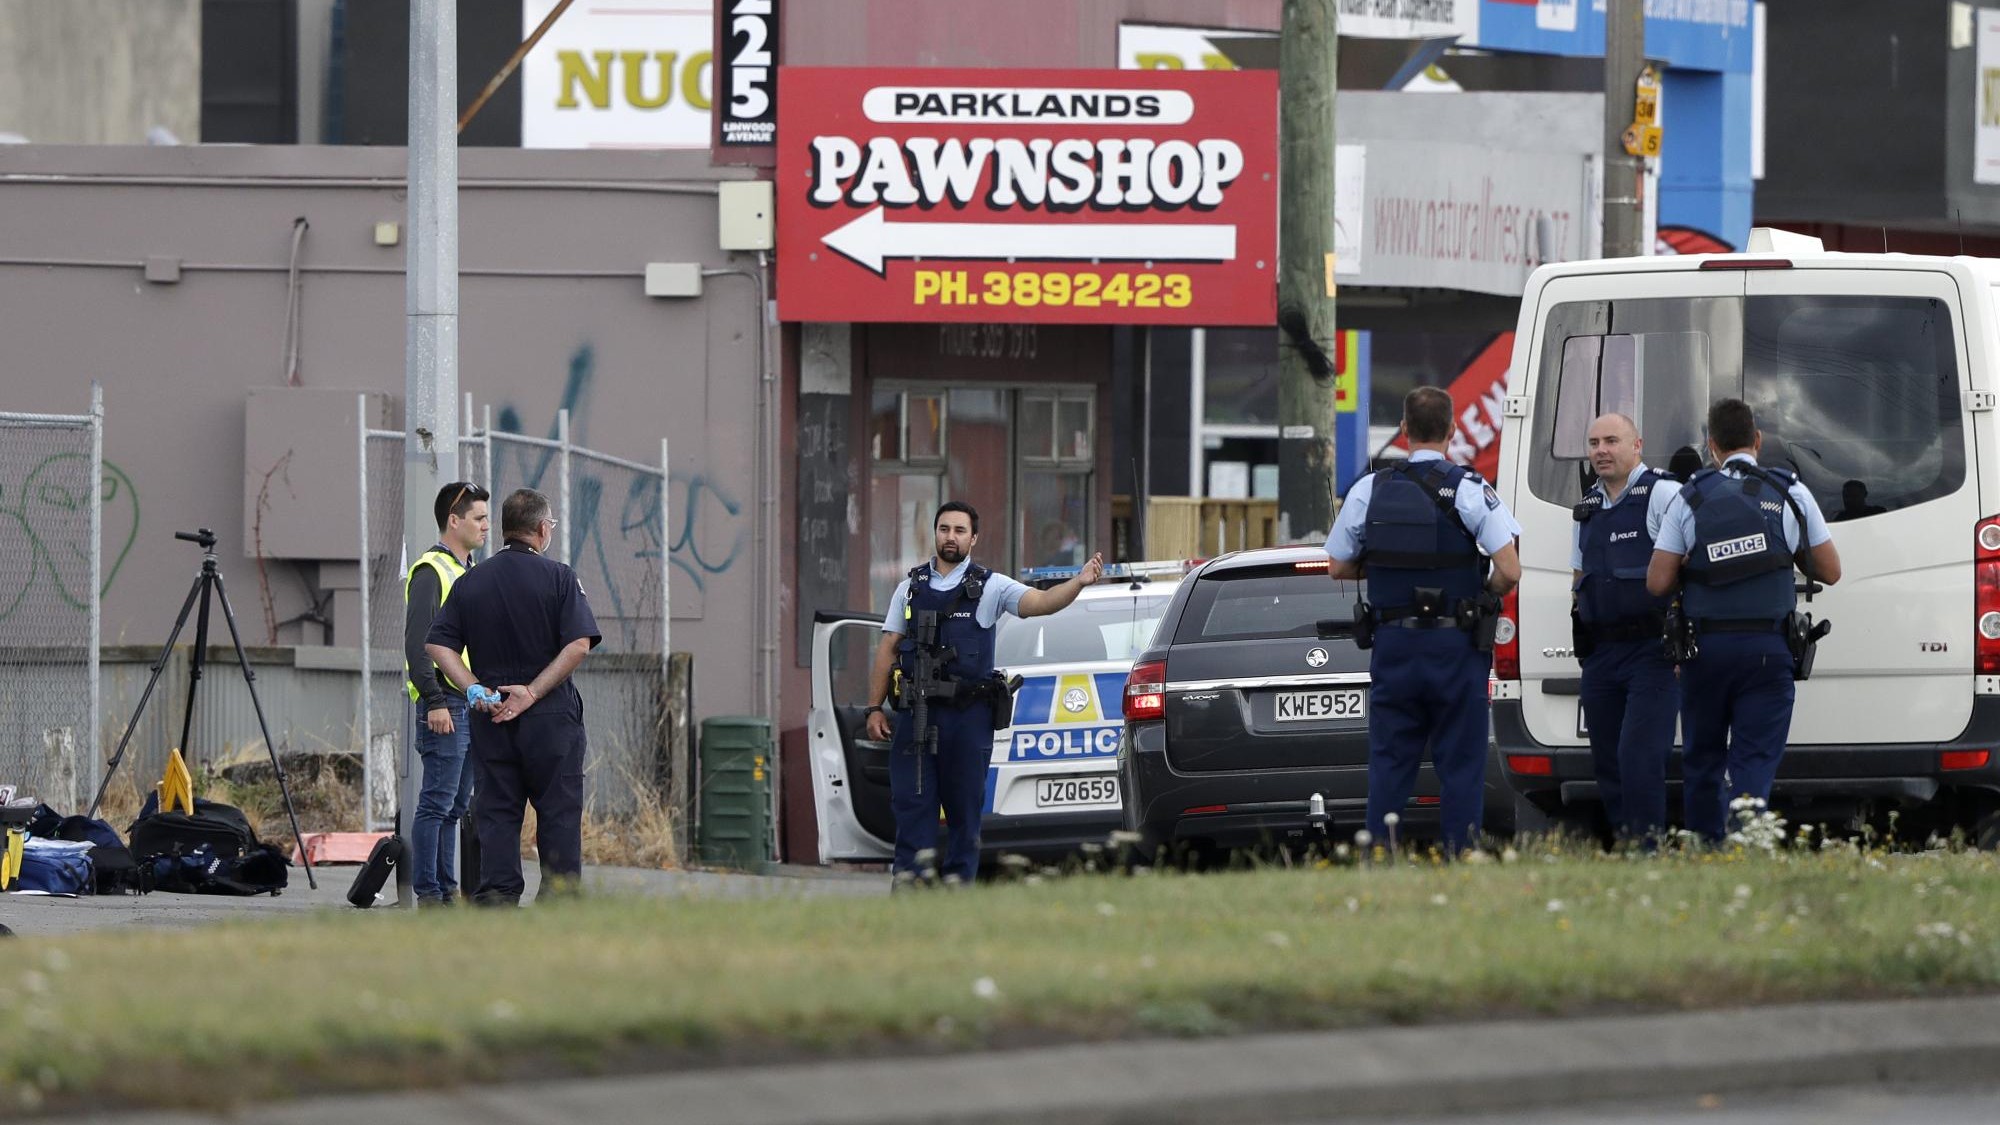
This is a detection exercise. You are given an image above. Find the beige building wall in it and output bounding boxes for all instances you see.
[0,0,201,143]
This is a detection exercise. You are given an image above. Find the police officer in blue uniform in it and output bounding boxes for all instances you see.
[1648,399,1841,842]
[1327,387,1522,854]
[863,501,1102,887]
[1572,413,1681,844]
[427,488,601,905]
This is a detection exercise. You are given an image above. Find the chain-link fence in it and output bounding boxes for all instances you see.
[0,388,101,812]
[357,402,668,827]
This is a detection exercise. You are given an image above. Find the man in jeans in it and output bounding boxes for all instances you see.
[404,481,490,906]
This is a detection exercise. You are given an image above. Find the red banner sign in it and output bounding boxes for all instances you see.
[1391,332,1513,483]
[776,67,1277,325]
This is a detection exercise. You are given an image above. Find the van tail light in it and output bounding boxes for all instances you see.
[1507,754,1554,776]
[1493,589,1521,681]
[1976,516,2000,674]
[1124,659,1167,720]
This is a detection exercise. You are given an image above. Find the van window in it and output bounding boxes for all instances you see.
[1744,296,1963,521]
[1529,298,1729,505]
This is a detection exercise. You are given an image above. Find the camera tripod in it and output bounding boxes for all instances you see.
[89,528,316,888]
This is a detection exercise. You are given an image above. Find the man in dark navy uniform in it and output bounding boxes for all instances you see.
[863,501,1102,887]
[427,488,601,905]
[1326,387,1521,855]
[1648,399,1841,841]
[1572,414,1681,844]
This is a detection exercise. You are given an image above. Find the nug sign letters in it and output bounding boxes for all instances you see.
[777,68,1277,326]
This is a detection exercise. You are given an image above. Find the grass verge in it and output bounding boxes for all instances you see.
[7,843,2000,1114]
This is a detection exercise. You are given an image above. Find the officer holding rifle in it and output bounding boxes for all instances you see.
[864,501,1101,888]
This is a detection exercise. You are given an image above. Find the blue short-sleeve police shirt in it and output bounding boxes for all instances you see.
[1654,454,1833,558]
[1325,450,1521,563]
[881,560,1029,635]
[1568,465,1684,570]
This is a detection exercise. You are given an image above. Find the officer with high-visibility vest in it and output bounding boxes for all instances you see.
[403,481,490,907]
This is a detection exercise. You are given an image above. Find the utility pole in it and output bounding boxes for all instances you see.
[1603,0,1646,257]
[1276,0,1340,545]
[402,0,459,906]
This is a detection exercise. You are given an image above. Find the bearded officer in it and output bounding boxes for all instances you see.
[1327,387,1521,855]
[1572,414,1681,844]
[862,500,1101,887]
[1647,398,1841,842]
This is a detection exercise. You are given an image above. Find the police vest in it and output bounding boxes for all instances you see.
[405,547,471,702]
[897,562,996,685]
[1361,460,1486,613]
[1575,469,1670,626]
[1681,466,1798,624]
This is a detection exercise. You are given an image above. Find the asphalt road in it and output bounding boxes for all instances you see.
[1380,1084,2000,1124]
[0,862,885,936]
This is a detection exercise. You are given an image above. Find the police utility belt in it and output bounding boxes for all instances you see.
[1355,588,1502,652]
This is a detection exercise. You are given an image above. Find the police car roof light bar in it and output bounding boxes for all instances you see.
[1020,559,1196,589]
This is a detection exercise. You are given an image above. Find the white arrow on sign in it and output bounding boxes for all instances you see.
[820,206,1237,276]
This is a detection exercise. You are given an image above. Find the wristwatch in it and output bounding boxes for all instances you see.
[864,704,884,715]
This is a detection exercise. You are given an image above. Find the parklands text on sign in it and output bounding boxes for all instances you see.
[776,68,1277,326]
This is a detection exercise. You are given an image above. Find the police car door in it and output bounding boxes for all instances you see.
[1742,267,1979,746]
[807,612,895,861]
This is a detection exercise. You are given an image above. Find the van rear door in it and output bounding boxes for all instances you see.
[1742,268,1976,745]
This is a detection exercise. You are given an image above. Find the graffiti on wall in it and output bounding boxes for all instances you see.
[0,453,138,624]
[492,345,746,622]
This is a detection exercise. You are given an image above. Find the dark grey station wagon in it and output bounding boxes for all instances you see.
[1118,545,1514,857]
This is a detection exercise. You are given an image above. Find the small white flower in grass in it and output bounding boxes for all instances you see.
[41,950,68,973]
[1500,847,1520,864]
[1645,871,1663,882]
[1545,899,1566,913]
[1345,897,1360,913]
[1383,813,1401,828]
[1431,894,1449,906]
[972,977,1000,1001]
[1734,885,1752,900]
[18,972,46,995]
[1097,902,1117,917]
[487,1000,518,1022]
[1264,931,1292,949]
[1355,830,1373,849]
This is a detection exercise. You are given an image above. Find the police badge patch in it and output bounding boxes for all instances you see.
[1483,485,1501,510]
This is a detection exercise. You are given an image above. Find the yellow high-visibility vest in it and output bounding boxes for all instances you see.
[405,548,472,703]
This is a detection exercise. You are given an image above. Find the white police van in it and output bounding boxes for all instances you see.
[806,562,1186,863]
[1492,227,2000,841]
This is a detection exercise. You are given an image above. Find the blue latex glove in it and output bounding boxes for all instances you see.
[466,684,503,708]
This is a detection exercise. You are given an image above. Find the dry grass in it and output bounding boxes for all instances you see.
[520,762,683,870]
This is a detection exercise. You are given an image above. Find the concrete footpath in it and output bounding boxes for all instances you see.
[0,862,885,936]
[23,994,2000,1124]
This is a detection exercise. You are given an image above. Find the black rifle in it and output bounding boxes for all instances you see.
[893,608,955,795]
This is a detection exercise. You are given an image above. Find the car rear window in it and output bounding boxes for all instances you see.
[1528,293,1964,517]
[994,591,1172,667]
[1172,568,1365,643]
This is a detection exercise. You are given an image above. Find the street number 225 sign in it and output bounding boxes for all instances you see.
[776,67,1277,326]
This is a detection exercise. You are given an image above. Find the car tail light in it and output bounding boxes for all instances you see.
[1182,804,1229,816]
[1943,750,1991,771]
[1412,795,1440,805]
[1124,659,1166,720]
[1977,516,2000,674]
[1493,588,1520,681]
[1507,754,1553,776]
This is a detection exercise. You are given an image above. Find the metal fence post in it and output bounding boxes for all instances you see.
[557,407,573,564]
[88,383,103,800]
[481,403,495,502]
[660,438,671,664]
[356,394,374,830]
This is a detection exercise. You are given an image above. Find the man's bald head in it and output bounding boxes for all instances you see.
[1586,413,1644,487]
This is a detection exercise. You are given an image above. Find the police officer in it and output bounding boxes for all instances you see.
[426,488,601,905]
[403,481,489,906]
[1572,414,1680,844]
[863,501,1102,887]
[1647,398,1841,842]
[1327,387,1521,855]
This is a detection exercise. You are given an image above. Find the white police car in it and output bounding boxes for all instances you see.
[805,562,1187,864]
